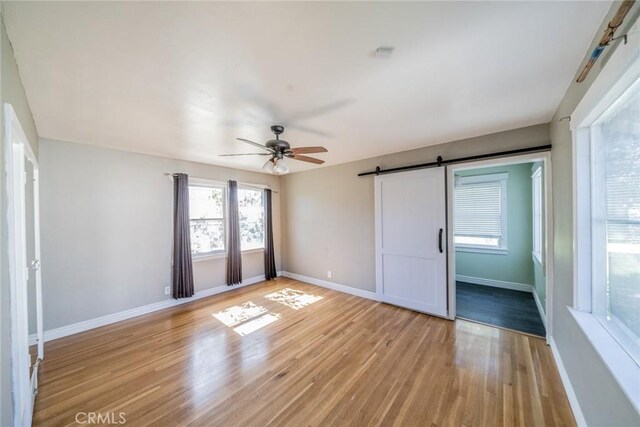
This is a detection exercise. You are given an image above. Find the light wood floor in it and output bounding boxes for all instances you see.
[34,277,575,426]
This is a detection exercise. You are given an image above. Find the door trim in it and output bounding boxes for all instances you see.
[5,103,43,427]
[446,151,554,342]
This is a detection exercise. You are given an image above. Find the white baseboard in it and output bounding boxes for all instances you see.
[280,271,379,302]
[532,288,547,328]
[549,337,587,427]
[456,274,533,293]
[29,273,277,345]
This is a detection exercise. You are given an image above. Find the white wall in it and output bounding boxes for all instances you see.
[39,139,281,330]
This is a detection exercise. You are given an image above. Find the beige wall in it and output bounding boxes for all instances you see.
[39,139,281,330]
[281,123,549,291]
[0,12,39,426]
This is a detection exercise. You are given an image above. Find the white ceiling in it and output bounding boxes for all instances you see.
[4,1,610,174]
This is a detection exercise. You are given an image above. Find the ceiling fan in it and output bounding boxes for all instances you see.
[220,125,327,174]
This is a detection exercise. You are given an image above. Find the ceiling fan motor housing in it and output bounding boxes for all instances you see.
[266,139,291,152]
[266,125,290,157]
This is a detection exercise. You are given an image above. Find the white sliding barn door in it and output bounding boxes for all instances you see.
[375,167,448,317]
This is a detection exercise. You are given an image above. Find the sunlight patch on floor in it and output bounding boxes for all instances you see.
[264,288,323,310]
[212,302,267,327]
[233,313,280,336]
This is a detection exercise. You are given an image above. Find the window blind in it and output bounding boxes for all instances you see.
[454,180,503,238]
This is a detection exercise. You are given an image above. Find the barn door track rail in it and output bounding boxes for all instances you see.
[357,144,552,177]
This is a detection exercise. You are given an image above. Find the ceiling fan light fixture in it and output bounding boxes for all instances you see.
[274,158,289,175]
[262,158,275,173]
[228,125,327,172]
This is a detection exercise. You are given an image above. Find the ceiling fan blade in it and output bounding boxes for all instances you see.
[237,138,271,151]
[289,146,328,155]
[219,153,271,157]
[289,154,325,165]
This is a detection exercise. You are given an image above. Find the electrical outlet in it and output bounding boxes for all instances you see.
[327,271,332,279]
[164,287,171,295]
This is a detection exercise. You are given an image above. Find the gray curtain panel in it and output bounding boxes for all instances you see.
[172,173,195,299]
[227,180,242,285]
[264,189,277,280]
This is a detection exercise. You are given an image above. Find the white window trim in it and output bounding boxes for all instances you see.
[454,172,508,254]
[532,166,543,265]
[455,246,508,255]
[570,21,640,412]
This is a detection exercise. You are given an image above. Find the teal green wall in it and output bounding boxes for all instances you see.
[455,163,534,286]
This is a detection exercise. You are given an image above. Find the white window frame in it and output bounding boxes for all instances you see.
[570,22,640,411]
[189,178,227,259]
[453,172,508,255]
[237,184,265,251]
[532,166,543,265]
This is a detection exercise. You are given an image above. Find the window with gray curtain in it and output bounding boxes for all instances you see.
[264,189,277,280]
[226,180,242,285]
[172,173,194,298]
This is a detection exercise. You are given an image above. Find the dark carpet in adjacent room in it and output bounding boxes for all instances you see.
[456,281,546,337]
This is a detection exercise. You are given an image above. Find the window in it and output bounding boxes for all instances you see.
[454,173,508,253]
[189,185,225,255]
[238,188,264,251]
[571,23,639,407]
[590,77,640,364]
[532,167,543,263]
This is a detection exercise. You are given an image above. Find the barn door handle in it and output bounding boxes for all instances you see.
[438,228,444,253]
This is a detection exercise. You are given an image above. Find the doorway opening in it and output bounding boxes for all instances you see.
[447,153,552,339]
[5,103,44,426]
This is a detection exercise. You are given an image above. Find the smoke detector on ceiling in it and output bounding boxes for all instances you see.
[374,46,395,59]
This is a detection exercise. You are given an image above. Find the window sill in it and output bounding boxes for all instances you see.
[242,247,264,255]
[192,247,264,263]
[192,252,226,263]
[455,246,508,255]
[568,307,640,413]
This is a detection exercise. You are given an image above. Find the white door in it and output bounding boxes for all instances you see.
[375,167,448,316]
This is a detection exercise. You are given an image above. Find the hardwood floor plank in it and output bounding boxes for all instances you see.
[33,278,575,426]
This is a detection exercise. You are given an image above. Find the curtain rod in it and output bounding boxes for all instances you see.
[163,173,278,193]
[357,144,552,177]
